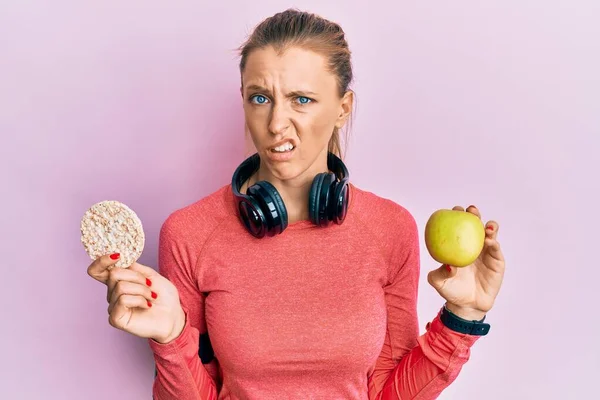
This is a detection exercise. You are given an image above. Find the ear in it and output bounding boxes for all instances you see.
[335,90,354,129]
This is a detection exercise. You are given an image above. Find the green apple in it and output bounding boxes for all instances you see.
[424,209,485,267]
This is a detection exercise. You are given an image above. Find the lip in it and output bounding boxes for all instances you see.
[268,139,296,151]
[266,142,296,162]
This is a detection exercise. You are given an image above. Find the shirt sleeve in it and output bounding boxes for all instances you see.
[147,216,219,400]
[367,209,481,400]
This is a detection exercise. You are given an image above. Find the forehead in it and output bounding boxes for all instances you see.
[242,46,335,89]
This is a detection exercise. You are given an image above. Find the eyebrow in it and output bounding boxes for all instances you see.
[245,84,318,97]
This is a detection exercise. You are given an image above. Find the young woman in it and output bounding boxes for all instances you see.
[88,9,505,400]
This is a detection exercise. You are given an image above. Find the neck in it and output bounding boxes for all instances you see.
[242,154,329,224]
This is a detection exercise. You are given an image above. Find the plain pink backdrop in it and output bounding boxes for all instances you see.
[1,1,598,399]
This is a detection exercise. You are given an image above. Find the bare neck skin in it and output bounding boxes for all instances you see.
[239,150,329,224]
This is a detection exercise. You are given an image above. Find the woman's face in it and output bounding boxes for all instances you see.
[241,45,352,182]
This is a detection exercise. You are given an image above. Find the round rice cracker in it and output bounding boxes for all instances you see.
[80,200,145,268]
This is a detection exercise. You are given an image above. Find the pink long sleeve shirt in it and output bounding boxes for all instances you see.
[148,183,481,399]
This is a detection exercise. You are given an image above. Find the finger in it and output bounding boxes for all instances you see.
[452,205,465,212]
[484,238,505,263]
[427,263,458,290]
[485,220,499,240]
[106,267,151,302]
[87,253,121,284]
[108,293,152,317]
[466,205,481,219]
[128,262,159,278]
[108,280,156,309]
[108,295,152,330]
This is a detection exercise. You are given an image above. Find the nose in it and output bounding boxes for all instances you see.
[268,103,290,136]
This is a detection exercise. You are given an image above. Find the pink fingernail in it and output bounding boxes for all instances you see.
[445,264,451,272]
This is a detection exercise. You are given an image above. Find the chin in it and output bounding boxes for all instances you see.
[267,161,303,182]
[262,146,327,181]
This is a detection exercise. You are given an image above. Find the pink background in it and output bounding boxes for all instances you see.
[2,1,598,399]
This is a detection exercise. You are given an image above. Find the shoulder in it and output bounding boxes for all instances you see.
[349,184,421,281]
[159,183,235,246]
[349,183,418,236]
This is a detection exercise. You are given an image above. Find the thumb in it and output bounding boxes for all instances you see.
[427,264,457,289]
[129,262,159,277]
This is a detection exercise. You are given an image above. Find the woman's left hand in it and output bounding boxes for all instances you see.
[427,205,506,321]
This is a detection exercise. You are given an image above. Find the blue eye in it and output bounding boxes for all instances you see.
[250,95,268,104]
[297,96,311,105]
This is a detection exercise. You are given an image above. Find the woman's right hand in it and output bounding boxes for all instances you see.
[87,253,186,344]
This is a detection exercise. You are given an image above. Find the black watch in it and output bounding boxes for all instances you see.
[440,305,491,336]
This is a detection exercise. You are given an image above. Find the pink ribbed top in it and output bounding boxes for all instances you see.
[149,183,480,399]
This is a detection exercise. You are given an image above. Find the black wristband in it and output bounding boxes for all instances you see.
[440,305,491,336]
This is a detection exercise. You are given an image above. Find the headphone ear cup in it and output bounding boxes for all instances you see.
[236,195,267,238]
[331,180,350,224]
[248,180,288,235]
[327,180,340,222]
[309,173,326,225]
[315,173,336,227]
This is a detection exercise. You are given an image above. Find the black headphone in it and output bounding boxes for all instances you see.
[231,151,351,238]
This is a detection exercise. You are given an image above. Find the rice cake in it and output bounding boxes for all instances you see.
[80,200,145,268]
